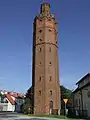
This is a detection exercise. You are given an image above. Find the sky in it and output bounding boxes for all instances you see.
[0,0,90,93]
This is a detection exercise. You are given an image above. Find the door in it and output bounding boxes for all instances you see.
[49,101,53,114]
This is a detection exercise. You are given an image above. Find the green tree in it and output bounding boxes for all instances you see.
[22,86,33,114]
[60,85,72,110]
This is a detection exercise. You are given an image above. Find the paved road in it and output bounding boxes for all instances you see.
[0,112,85,120]
[0,112,62,120]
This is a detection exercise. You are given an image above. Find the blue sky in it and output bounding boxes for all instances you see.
[0,0,90,93]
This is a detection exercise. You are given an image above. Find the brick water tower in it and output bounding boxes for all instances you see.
[32,3,61,115]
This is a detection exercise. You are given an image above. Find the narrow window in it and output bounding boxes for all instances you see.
[48,19,51,21]
[39,91,41,96]
[49,61,51,65]
[39,62,41,65]
[39,48,41,52]
[48,29,52,32]
[40,39,42,41]
[49,47,51,52]
[49,76,52,81]
[40,19,42,22]
[39,30,42,33]
[50,90,52,95]
[39,76,41,81]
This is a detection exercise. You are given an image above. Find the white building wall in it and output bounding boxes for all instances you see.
[0,103,8,111]
[7,102,15,111]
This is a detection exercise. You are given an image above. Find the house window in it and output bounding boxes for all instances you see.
[49,47,51,52]
[75,99,78,107]
[87,91,90,98]
[5,100,8,103]
[39,91,41,96]
[50,90,52,95]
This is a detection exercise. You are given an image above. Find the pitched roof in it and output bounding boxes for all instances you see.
[76,73,90,85]
[10,92,24,98]
[0,90,24,105]
[73,82,90,93]
[5,94,15,105]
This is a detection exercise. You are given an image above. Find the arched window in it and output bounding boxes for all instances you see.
[49,76,52,81]
[49,61,51,65]
[49,100,53,109]
[50,90,52,95]
[39,47,41,52]
[48,29,52,32]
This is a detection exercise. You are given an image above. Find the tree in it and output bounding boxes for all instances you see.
[60,85,72,114]
[22,86,33,114]
[23,85,72,114]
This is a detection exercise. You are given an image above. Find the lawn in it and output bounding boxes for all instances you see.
[28,114,82,119]
[28,114,67,118]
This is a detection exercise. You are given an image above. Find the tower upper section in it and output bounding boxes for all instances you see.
[40,3,50,14]
[33,3,58,47]
[38,3,55,19]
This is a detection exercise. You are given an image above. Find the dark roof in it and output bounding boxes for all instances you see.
[41,3,50,7]
[73,88,79,93]
[73,82,90,93]
[76,73,90,85]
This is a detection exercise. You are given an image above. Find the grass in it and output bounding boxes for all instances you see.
[27,114,84,119]
[28,114,67,119]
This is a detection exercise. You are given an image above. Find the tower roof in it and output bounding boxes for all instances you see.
[41,2,50,8]
[40,2,50,14]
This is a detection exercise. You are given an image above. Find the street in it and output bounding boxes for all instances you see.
[0,112,61,120]
[0,112,86,120]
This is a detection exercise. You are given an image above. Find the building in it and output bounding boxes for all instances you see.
[32,3,61,115]
[0,90,24,112]
[73,73,90,117]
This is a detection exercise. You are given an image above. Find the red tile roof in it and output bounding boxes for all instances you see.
[10,92,24,98]
[5,94,15,105]
[1,90,24,105]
